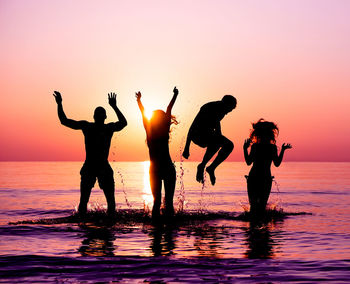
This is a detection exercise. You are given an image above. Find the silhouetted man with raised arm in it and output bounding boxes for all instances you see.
[53,91,127,216]
[182,95,237,185]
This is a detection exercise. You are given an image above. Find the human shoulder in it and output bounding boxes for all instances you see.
[79,120,90,128]
[270,144,277,150]
[199,101,221,114]
[251,143,257,151]
[202,101,219,108]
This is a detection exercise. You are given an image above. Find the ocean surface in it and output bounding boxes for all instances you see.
[0,161,349,283]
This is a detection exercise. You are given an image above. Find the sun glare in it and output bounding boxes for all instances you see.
[144,109,153,121]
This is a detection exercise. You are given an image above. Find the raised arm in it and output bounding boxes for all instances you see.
[108,92,127,131]
[273,143,292,167]
[166,86,178,114]
[53,91,86,130]
[243,139,253,165]
[135,91,148,128]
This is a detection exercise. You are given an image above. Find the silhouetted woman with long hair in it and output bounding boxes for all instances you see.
[136,87,178,220]
[244,119,292,219]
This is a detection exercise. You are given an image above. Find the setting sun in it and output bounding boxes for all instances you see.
[144,109,153,121]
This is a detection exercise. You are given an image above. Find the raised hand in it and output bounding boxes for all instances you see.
[135,91,141,100]
[108,92,117,107]
[53,91,62,104]
[173,86,179,96]
[243,138,251,149]
[282,143,292,150]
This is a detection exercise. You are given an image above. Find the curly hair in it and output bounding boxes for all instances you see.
[249,118,279,144]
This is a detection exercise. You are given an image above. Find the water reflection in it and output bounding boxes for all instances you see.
[75,212,285,259]
[243,220,284,259]
[142,161,153,210]
[78,225,116,257]
[193,224,223,258]
[148,224,177,256]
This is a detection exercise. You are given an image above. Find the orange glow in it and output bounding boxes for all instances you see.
[1,1,350,161]
[144,109,153,121]
[142,161,153,209]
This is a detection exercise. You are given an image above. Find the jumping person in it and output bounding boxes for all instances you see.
[182,95,237,185]
[53,91,127,216]
[243,119,292,218]
[136,87,178,220]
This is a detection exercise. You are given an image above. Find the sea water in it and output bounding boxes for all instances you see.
[0,161,349,282]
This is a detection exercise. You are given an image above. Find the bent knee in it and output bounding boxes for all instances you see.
[222,138,234,151]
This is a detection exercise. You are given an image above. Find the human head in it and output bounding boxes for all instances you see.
[221,95,237,113]
[148,110,178,140]
[249,118,279,144]
[93,107,107,123]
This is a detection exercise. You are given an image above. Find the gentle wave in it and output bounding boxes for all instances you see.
[1,255,349,283]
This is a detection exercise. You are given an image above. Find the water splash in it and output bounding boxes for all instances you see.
[143,201,151,216]
[9,208,311,226]
[176,141,186,213]
[270,177,283,209]
[115,167,132,209]
[198,174,208,213]
[88,201,107,212]
[111,142,132,209]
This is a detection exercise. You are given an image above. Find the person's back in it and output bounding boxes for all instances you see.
[53,91,127,216]
[135,88,178,219]
[182,95,237,185]
[145,110,172,166]
[249,143,277,177]
[147,136,172,165]
[191,101,226,131]
[83,122,114,164]
[243,119,292,218]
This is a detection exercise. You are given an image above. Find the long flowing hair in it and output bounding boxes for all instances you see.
[148,110,178,141]
[249,118,279,144]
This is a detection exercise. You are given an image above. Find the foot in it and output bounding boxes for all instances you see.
[206,166,216,185]
[196,164,205,183]
[164,207,175,222]
[107,209,117,218]
[182,149,189,159]
[151,211,161,224]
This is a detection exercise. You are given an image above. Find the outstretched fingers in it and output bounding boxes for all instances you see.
[282,143,292,150]
[108,92,117,106]
[135,91,141,99]
[108,92,117,99]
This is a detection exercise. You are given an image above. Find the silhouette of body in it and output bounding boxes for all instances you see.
[243,119,291,218]
[53,91,127,216]
[136,87,178,219]
[182,95,237,185]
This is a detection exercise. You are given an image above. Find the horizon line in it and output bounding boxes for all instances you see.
[1,160,349,163]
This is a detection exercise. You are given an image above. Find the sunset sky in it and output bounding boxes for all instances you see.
[1,0,349,161]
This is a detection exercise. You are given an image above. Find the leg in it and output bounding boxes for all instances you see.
[98,164,116,216]
[206,136,233,185]
[257,177,272,214]
[196,143,220,183]
[163,165,176,218]
[79,166,96,216]
[182,130,192,159]
[102,187,116,216]
[247,176,259,218]
[79,185,93,216]
[149,167,162,219]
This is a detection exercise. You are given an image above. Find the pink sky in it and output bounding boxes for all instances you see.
[0,0,349,161]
